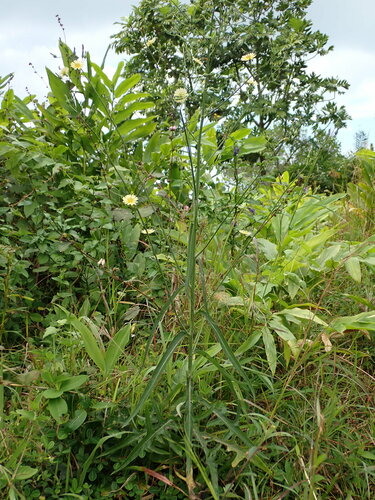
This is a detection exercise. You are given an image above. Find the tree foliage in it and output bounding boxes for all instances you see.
[112,0,350,161]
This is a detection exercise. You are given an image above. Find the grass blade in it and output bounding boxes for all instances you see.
[122,330,185,428]
[203,311,253,390]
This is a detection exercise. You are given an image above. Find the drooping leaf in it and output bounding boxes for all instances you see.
[262,327,277,375]
[345,256,362,283]
[114,73,142,98]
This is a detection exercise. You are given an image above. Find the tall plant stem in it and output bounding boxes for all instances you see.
[183,91,207,497]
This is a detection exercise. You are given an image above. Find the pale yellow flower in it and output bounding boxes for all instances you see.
[97,258,106,267]
[122,194,138,206]
[141,229,155,235]
[145,37,157,47]
[60,67,69,77]
[239,229,252,236]
[241,52,256,62]
[70,59,84,70]
[193,57,203,66]
[174,87,188,104]
[247,77,256,85]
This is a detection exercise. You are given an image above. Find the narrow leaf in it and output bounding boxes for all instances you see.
[70,315,106,372]
[114,74,142,98]
[122,330,185,428]
[262,327,277,375]
[105,324,131,375]
[204,312,252,387]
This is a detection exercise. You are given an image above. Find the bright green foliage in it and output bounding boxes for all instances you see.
[0,41,162,342]
[286,129,354,192]
[347,149,375,234]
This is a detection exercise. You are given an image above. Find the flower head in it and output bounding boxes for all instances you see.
[247,77,256,85]
[70,59,84,70]
[193,57,204,66]
[241,52,256,62]
[145,37,157,47]
[60,67,69,77]
[122,194,138,206]
[141,228,155,235]
[97,258,106,267]
[174,87,188,104]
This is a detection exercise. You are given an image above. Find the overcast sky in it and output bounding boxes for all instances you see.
[1,0,374,152]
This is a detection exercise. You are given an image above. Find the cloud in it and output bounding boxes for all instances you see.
[307,47,375,150]
[0,22,122,97]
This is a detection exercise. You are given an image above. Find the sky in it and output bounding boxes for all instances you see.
[1,0,374,153]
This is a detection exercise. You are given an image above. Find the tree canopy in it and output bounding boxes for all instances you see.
[112,0,350,163]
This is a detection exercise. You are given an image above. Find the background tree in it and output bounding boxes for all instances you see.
[354,130,369,151]
[112,0,350,168]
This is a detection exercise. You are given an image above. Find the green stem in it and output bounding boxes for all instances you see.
[183,89,207,495]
